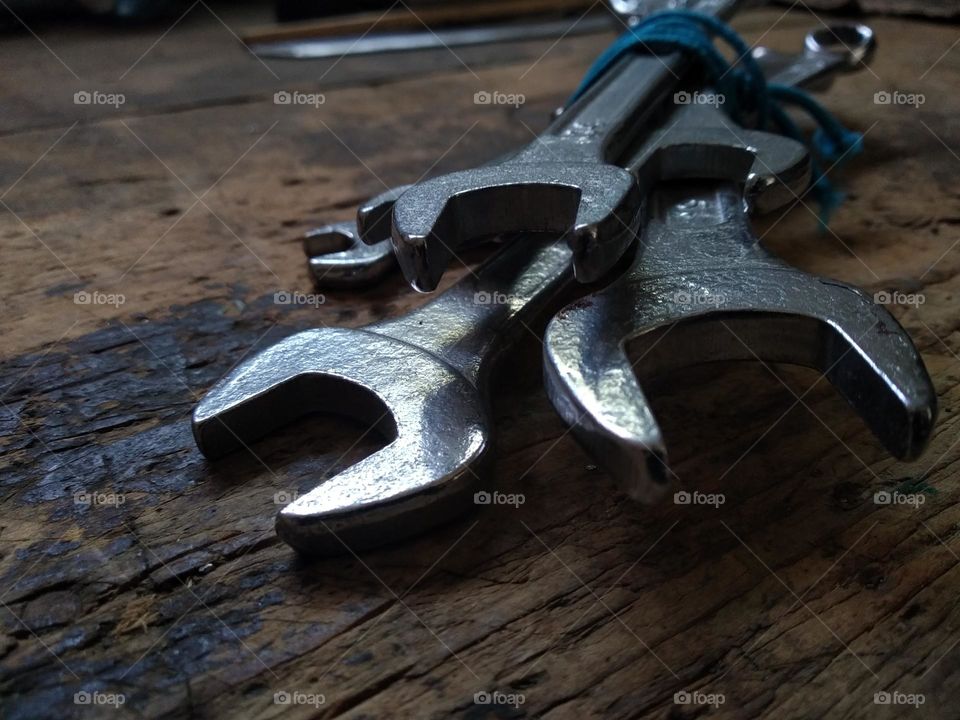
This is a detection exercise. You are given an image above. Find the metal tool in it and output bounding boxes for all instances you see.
[307,22,875,288]
[194,37,857,554]
[254,0,597,41]
[249,14,613,60]
[752,23,874,89]
[194,235,575,555]
[543,103,935,503]
[382,0,744,292]
[305,185,409,288]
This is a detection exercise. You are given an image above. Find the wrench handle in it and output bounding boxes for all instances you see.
[372,237,574,386]
[521,52,686,164]
[514,0,744,165]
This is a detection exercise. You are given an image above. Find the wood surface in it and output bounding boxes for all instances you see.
[2,5,960,719]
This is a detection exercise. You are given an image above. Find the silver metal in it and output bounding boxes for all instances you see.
[194,96,802,554]
[306,185,409,288]
[305,222,394,288]
[543,102,935,503]
[193,26,893,555]
[306,24,873,288]
[388,0,744,292]
[249,15,613,61]
[194,235,576,555]
[752,23,875,90]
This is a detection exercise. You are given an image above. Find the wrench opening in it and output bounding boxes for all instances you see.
[391,165,639,291]
[191,324,493,555]
[545,179,937,502]
[305,222,396,288]
[627,308,936,462]
[193,364,398,459]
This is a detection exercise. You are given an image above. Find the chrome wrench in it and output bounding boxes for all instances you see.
[383,0,745,292]
[192,38,855,554]
[308,21,871,289]
[543,98,935,503]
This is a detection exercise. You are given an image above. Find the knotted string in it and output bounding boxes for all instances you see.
[567,10,863,223]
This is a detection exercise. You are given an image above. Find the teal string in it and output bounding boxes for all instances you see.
[568,10,863,224]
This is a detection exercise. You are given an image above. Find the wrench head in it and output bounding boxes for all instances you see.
[545,181,937,502]
[634,104,811,213]
[805,23,876,70]
[305,222,394,288]
[390,163,642,291]
[357,183,410,246]
[193,328,488,555]
[304,184,414,288]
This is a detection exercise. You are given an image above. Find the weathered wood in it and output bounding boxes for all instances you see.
[2,7,960,719]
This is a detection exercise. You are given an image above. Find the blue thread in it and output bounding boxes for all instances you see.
[568,11,863,224]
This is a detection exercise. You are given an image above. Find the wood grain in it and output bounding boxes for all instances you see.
[2,7,960,719]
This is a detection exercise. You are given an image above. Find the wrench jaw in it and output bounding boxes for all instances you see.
[305,222,394,288]
[389,163,641,292]
[633,109,812,215]
[545,178,938,502]
[357,183,410,246]
[304,184,415,289]
[276,431,489,556]
[546,271,938,503]
[544,308,671,503]
[192,328,490,555]
[623,274,938,462]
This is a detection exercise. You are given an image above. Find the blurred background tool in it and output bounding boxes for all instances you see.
[247,0,596,43]
[247,15,611,59]
[244,0,606,60]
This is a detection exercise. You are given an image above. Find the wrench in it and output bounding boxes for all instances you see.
[309,20,871,289]
[752,23,874,90]
[543,104,936,503]
[305,185,410,288]
[193,39,856,554]
[383,0,744,292]
[194,234,575,555]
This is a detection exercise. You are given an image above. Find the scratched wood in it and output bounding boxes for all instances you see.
[2,6,960,719]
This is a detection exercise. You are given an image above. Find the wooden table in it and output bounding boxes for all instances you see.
[2,6,959,719]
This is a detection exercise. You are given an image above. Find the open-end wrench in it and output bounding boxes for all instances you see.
[543,104,936,503]
[382,0,743,292]
[307,21,871,290]
[194,232,577,555]
[194,34,867,554]
[305,185,410,288]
